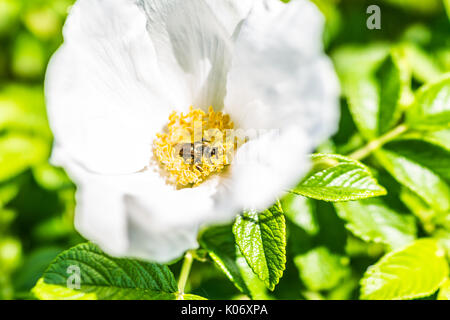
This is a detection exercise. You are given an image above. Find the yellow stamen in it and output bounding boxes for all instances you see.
[153,106,242,187]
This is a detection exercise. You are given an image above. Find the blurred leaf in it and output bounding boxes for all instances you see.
[292,154,386,201]
[32,243,183,300]
[401,129,450,151]
[0,84,51,137]
[406,74,450,130]
[446,0,450,20]
[294,246,350,291]
[334,199,416,250]
[23,6,62,40]
[233,203,286,291]
[382,0,442,15]
[13,246,62,292]
[375,149,450,212]
[281,194,319,235]
[0,237,22,274]
[360,239,448,300]
[0,133,49,182]
[402,44,443,83]
[12,33,46,79]
[438,279,450,300]
[0,183,20,207]
[32,164,72,191]
[0,0,21,36]
[384,139,450,182]
[376,49,412,134]
[399,187,437,233]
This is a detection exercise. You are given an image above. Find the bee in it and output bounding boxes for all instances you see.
[175,138,220,165]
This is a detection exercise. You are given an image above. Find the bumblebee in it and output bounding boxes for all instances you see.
[175,138,219,164]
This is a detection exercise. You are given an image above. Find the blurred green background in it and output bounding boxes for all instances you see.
[0,0,449,300]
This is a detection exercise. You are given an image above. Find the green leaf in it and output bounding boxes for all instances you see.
[0,133,49,182]
[343,76,380,139]
[376,50,411,135]
[281,194,318,235]
[334,199,416,250]
[401,129,450,151]
[334,45,412,139]
[402,44,443,83]
[383,139,450,183]
[375,149,450,212]
[360,239,449,300]
[32,243,181,300]
[406,74,450,130]
[291,154,386,202]
[233,203,286,291]
[438,279,450,300]
[294,247,350,291]
[199,225,270,299]
[0,84,51,137]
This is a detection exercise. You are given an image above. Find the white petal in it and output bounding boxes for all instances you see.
[62,146,219,262]
[137,0,250,110]
[46,0,174,174]
[222,0,340,211]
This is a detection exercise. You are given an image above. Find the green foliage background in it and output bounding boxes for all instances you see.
[0,0,449,300]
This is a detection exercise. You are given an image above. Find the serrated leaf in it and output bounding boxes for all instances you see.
[294,247,350,291]
[406,74,450,130]
[32,243,181,300]
[360,239,449,300]
[334,199,416,250]
[292,154,386,202]
[233,203,286,291]
[375,149,450,212]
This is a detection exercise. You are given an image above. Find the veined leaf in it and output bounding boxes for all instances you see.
[334,199,416,250]
[199,225,268,299]
[291,154,386,202]
[32,243,184,300]
[406,74,450,130]
[294,247,350,291]
[281,194,318,235]
[233,203,286,291]
[360,239,449,300]
[375,149,450,211]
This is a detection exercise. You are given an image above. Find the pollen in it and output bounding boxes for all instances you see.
[153,106,242,187]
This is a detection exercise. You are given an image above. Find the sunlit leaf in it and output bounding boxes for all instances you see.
[360,239,449,300]
[406,74,450,130]
[294,247,350,291]
[233,203,286,291]
[375,149,450,211]
[292,154,386,201]
[32,243,183,300]
[335,199,416,250]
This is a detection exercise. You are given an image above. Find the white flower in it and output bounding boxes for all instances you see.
[46,0,340,263]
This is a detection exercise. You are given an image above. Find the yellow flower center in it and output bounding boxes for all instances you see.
[153,106,243,187]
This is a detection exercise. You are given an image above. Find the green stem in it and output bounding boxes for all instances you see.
[349,124,409,161]
[177,251,194,299]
